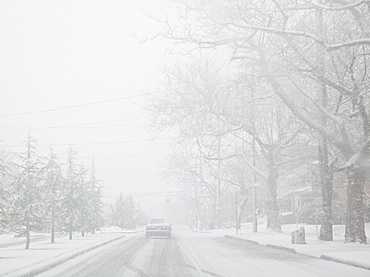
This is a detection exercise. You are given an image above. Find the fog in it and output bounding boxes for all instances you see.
[0,0,176,217]
[1,1,369,276]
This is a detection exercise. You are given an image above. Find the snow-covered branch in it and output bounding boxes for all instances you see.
[326,39,370,52]
[306,0,368,11]
[227,22,369,53]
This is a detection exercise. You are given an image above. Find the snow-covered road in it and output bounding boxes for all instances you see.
[36,228,370,277]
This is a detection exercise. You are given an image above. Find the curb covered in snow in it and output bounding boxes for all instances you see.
[320,254,370,271]
[3,234,126,277]
[224,235,260,245]
[265,243,297,254]
[225,235,297,254]
[224,234,370,271]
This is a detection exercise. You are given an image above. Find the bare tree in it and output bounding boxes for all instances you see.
[158,0,369,243]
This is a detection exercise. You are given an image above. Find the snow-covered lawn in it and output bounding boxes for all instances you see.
[220,222,370,270]
[0,227,135,276]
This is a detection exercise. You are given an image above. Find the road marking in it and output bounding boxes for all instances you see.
[177,240,204,275]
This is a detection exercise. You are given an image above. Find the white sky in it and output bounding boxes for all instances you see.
[0,0,177,211]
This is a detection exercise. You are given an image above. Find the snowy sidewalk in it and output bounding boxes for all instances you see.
[0,231,129,276]
[223,223,370,271]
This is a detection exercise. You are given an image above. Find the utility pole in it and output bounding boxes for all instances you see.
[216,136,221,229]
[194,155,203,231]
[194,157,199,230]
[250,89,258,233]
[235,192,238,234]
[252,136,257,233]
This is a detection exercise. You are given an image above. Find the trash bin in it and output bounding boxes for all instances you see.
[291,227,306,244]
[207,221,215,230]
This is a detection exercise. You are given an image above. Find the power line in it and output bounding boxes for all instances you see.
[0,137,174,147]
[6,152,169,160]
[0,94,150,118]
[77,154,169,159]
[0,123,148,133]
[0,117,149,133]
[46,138,171,147]
[38,117,146,128]
[105,190,184,198]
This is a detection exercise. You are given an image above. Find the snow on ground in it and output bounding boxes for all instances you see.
[219,222,370,270]
[0,230,127,276]
[0,224,369,276]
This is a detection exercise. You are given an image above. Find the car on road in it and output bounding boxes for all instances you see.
[146,218,171,239]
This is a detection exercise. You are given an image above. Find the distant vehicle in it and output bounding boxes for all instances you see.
[145,218,171,239]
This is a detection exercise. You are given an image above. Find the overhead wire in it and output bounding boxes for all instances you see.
[0,137,174,147]
[0,93,151,118]
[5,152,170,160]
[76,153,169,159]
[0,123,148,133]
[0,93,172,160]
[0,116,151,133]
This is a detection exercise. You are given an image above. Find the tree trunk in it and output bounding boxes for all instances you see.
[25,219,30,250]
[69,218,73,240]
[237,194,248,229]
[81,211,85,237]
[319,142,333,241]
[345,167,367,243]
[320,181,333,240]
[266,165,281,232]
[51,204,55,244]
[69,213,75,240]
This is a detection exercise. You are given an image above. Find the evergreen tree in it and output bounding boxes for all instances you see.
[61,147,80,240]
[44,148,64,243]
[86,160,105,234]
[111,192,125,229]
[122,195,136,230]
[9,133,45,249]
[111,193,138,230]
[0,186,9,230]
[76,164,89,237]
[0,153,9,229]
